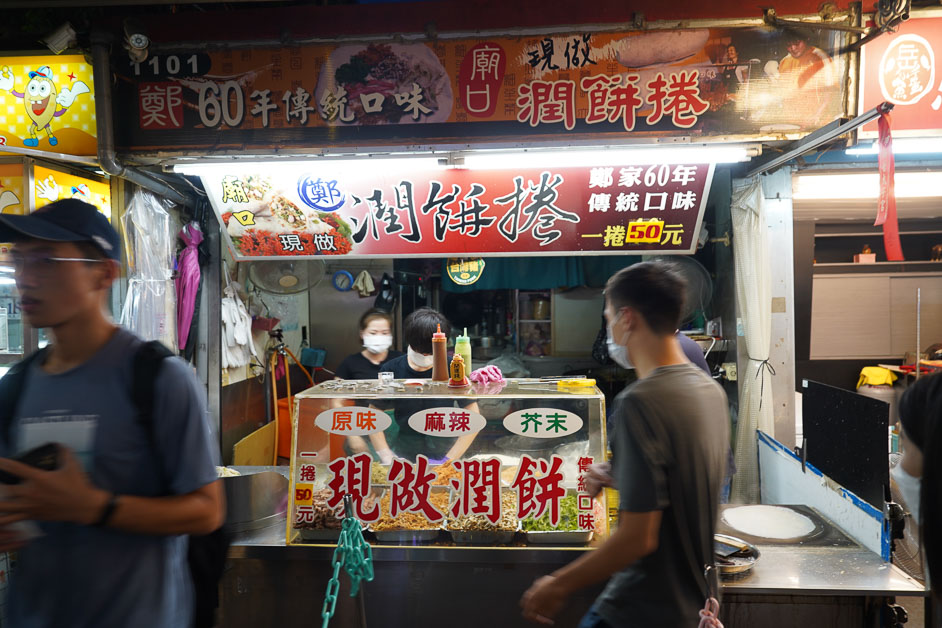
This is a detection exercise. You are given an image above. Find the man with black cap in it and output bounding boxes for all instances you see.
[0,199,223,627]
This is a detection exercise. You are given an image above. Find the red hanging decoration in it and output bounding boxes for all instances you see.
[877,111,904,261]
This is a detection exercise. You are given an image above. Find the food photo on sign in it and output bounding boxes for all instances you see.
[315,43,454,125]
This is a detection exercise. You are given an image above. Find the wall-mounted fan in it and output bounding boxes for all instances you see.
[644,255,713,326]
[247,260,326,295]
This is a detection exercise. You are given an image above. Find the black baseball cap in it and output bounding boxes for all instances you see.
[0,198,121,261]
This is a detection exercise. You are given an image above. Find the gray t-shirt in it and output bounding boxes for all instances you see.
[1,328,219,628]
[595,363,729,628]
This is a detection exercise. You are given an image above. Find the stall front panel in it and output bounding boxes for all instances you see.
[287,379,608,548]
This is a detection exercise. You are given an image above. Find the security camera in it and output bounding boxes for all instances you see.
[40,22,77,55]
[124,19,150,63]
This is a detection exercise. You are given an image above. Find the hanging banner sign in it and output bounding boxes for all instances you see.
[0,55,96,156]
[202,162,713,259]
[33,165,112,220]
[859,15,942,138]
[114,26,849,152]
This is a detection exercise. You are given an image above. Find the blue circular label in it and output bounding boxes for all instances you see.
[297,175,345,212]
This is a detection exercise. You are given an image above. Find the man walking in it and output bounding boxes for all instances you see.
[521,262,729,627]
[0,199,223,627]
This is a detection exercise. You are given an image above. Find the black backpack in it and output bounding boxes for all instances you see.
[0,341,229,628]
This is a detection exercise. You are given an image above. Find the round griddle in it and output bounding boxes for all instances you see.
[719,505,826,545]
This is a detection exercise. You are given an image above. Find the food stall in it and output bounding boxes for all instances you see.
[224,378,924,628]
[98,3,930,624]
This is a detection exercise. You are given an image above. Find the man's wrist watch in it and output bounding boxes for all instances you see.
[93,492,119,527]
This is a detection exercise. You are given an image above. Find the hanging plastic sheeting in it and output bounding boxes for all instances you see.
[221,262,258,369]
[176,222,203,351]
[120,188,178,349]
[729,176,775,504]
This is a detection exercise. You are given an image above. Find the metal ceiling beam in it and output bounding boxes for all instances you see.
[744,102,894,179]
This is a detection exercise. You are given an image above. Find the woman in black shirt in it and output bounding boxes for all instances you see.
[335,308,402,380]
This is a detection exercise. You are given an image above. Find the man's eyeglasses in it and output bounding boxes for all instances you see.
[9,255,104,275]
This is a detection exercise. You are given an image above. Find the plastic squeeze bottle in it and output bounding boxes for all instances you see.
[455,327,472,375]
[431,324,449,381]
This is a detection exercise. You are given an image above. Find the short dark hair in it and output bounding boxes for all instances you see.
[359,308,392,331]
[784,29,808,44]
[605,262,686,335]
[403,307,450,354]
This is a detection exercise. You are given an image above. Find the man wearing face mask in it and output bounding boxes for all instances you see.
[893,372,942,614]
[521,263,729,628]
[335,309,402,380]
[367,308,479,465]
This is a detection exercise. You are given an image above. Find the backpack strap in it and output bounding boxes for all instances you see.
[132,341,174,491]
[132,340,174,434]
[0,348,48,448]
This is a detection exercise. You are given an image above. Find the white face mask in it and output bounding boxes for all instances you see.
[606,311,633,369]
[408,346,434,370]
[363,335,393,354]
[891,463,921,524]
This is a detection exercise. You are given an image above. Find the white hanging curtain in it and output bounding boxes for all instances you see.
[119,187,178,350]
[730,176,775,504]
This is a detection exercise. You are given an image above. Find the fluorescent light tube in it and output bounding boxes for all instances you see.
[793,171,942,200]
[172,156,446,176]
[846,138,942,156]
[461,146,755,169]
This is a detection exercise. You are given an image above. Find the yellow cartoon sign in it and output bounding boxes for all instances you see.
[0,55,95,156]
[0,163,25,257]
[33,165,111,220]
[0,164,25,216]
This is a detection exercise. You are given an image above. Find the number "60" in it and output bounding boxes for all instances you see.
[198,81,244,128]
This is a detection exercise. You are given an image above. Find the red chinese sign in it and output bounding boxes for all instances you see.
[326,453,380,522]
[114,26,848,152]
[860,16,942,137]
[577,456,596,531]
[203,163,713,259]
[311,454,591,530]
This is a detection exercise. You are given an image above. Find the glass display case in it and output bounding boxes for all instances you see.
[287,378,609,547]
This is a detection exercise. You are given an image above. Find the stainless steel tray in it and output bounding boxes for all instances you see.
[372,529,441,543]
[448,529,516,544]
[715,533,760,576]
[525,530,593,544]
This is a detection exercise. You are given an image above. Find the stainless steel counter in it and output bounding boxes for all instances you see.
[230,523,926,597]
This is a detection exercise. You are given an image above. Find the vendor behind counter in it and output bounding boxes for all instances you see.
[358,308,479,464]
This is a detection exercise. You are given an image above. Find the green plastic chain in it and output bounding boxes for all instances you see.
[321,502,374,628]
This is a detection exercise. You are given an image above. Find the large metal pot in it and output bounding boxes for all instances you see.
[221,466,289,533]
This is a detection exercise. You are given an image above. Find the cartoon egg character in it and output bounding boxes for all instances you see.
[0,64,89,148]
[25,67,58,143]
